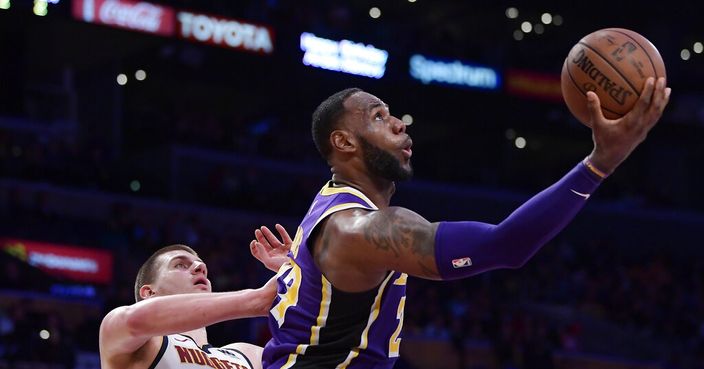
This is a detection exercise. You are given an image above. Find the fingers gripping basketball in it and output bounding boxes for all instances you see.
[561,28,666,127]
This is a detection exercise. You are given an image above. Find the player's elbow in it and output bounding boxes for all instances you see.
[123,305,153,337]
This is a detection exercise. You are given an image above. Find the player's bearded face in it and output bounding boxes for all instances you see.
[358,136,413,181]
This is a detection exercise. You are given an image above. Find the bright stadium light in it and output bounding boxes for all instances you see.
[693,42,703,54]
[521,21,532,33]
[33,0,47,16]
[39,330,50,340]
[681,49,691,60]
[369,7,381,19]
[541,13,552,24]
[130,180,141,192]
[505,7,518,19]
[401,114,413,125]
[117,74,127,85]
[515,137,527,149]
[135,69,147,81]
[0,0,10,10]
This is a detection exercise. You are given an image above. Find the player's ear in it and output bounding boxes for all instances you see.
[139,285,156,300]
[330,129,357,154]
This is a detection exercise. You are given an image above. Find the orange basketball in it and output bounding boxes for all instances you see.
[560,28,666,127]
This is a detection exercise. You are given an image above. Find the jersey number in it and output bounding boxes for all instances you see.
[270,262,302,327]
[388,273,407,358]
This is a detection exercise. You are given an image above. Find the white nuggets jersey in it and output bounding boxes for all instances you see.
[151,334,254,369]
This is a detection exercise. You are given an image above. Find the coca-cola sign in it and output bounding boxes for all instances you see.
[177,11,274,54]
[72,0,175,36]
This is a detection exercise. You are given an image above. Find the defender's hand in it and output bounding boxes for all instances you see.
[250,224,293,272]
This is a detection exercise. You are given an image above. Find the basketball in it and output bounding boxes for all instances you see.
[560,28,666,127]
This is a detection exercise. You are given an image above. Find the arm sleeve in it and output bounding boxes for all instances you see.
[434,161,602,280]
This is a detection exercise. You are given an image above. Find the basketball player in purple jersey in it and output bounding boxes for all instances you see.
[261,79,670,368]
[99,227,292,369]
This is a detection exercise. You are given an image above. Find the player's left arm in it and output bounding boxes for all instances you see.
[345,76,672,282]
[336,158,612,282]
[99,275,277,358]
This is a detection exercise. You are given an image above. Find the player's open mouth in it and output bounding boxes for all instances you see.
[194,277,208,286]
[401,139,413,158]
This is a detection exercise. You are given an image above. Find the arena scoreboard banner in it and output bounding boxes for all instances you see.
[177,11,274,54]
[71,0,176,36]
[71,0,274,54]
[1,238,114,284]
[300,32,389,79]
[409,54,500,90]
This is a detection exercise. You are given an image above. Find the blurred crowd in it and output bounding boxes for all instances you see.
[1,179,703,369]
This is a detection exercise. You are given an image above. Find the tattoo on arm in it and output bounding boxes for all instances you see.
[363,210,439,278]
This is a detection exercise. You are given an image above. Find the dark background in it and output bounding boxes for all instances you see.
[1,1,703,368]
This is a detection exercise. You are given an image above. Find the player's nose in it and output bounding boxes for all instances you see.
[192,261,207,276]
[391,116,406,134]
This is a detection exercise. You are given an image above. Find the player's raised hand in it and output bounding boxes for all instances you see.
[586,76,671,175]
[250,224,293,272]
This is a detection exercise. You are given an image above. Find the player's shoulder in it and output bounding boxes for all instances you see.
[100,305,129,334]
[323,206,415,238]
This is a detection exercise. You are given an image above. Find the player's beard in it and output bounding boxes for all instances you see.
[358,136,413,182]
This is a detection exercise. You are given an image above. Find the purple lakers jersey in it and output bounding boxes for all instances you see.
[262,182,408,369]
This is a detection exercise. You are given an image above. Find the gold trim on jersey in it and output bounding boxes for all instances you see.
[393,273,408,286]
[290,226,303,258]
[335,272,395,369]
[280,344,307,369]
[320,182,379,210]
[310,275,332,345]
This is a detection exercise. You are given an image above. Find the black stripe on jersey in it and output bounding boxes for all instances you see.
[148,336,168,369]
[227,348,254,369]
[291,284,379,367]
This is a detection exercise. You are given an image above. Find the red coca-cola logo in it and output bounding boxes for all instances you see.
[73,0,175,36]
[98,1,164,32]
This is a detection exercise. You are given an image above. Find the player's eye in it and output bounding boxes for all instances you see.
[374,112,384,121]
[175,263,187,269]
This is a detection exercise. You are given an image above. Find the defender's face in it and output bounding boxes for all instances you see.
[343,92,413,180]
[149,250,212,298]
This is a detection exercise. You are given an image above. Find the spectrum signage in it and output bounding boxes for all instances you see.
[409,54,500,90]
[72,0,176,36]
[1,239,114,284]
[300,32,388,79]
[177,11,274,54]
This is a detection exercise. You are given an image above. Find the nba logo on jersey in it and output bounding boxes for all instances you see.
[452,257,472,268]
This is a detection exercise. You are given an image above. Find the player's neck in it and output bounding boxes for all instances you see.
[330,173,394,208]
[179,328,208,347]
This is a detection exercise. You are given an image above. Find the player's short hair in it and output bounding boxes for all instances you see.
[134,244,199,302]
[312,87,363,159]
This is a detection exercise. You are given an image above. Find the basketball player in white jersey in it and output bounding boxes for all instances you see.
[99,224,292,369]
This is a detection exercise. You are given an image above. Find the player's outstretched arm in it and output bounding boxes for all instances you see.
[322,79,671,290]
[99,276,277,357]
